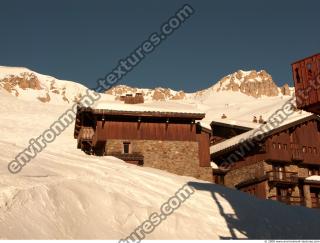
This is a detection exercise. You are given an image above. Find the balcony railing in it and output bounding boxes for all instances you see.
[311,198,320,209]
[269,195,305,206]
[78,127,95,140]
[266,171,299,185]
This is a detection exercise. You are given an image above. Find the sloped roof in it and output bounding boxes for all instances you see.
[210,113,320,156]
[210,119,260,130]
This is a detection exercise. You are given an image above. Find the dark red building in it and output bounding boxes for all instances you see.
[292,53,320,114]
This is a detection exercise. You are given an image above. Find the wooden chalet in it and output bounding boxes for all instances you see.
[292,53,320,114]
[74,105,213,181]
[210,120,253,145]
[210,114,320,208]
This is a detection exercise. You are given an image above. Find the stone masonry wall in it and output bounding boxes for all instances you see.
[225,160,312,205]
[264,162,308,199]
[106,139,212,181]
[224,161,266,188]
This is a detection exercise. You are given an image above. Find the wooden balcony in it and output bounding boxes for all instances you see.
[311,198,320,209]
[269,195,305,206]
[266,171,299,185]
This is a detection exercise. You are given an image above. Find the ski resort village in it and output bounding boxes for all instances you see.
[0,53,320,239]
[74,53,320,210]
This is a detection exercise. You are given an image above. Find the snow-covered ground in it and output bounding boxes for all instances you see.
[1,81,320,239]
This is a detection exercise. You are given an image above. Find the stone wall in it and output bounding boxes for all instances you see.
[224,161,266,188]
[224,160,313,206]
[106,139,212,181]
[263,162,308,199]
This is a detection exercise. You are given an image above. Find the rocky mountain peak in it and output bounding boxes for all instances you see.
[106,85,187,101]
[211,70,285,98]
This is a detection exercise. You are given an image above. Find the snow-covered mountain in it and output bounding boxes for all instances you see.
[0,65,307,130]
[107,70,294,102]
[0,66,90,104]
[0,80,320,239]
[0,66,294,106]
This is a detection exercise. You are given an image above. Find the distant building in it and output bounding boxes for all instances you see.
[210,120,252,145]
[119,93,144,104]
[74,105,212,181]
[210,114,320,209]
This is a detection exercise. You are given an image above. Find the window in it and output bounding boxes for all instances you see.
[215,175,225,185]
[306,63,313,75]
[278,143,282,149]
[314,147,318,154]
[123,142,131,154]
[283,144,287,150]
[309,168,319,176]
[272,143,276,149]
[295,68,301,83]
[309,147,312,153]
[302,146,307,153]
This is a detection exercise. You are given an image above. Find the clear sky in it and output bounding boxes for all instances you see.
[0,0,319,92]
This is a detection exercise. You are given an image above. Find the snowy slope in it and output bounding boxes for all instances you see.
[0,73,320,239]
[0,66,115,105]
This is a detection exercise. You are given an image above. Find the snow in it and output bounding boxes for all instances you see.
[199,121,212,131]
[305,175,320,182]
[210,112,314,154]
[92,100,204,115]
[210,162,219,169]
[1,72,320,239]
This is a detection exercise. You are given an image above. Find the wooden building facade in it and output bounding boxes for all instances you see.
[292,53,320,114]
[210,115,320,209]
[210,121,252,145]
[74,106,212,181]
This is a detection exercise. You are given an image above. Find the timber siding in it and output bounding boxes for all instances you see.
[75,106,212,181]
[211,116,320,208]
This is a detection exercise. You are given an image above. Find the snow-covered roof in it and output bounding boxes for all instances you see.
[210,119,258,130]
[198,121,212,131]
[210,113,318,155]
[83,101,206,119]
[210,162,219,169]
[305,175,320,183]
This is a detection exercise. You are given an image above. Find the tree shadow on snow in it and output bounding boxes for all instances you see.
[187,181,320,240]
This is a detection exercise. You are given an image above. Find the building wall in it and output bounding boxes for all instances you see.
[266,120,320,165]
[106,139,212,181]
[224,160,266,188]
[196,131,211,167]
[223,161,310,200]
[239,181,267,199]
[96,121,198,141]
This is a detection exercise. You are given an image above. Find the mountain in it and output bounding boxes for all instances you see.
[0,86,319,239]
[107,70,293,101]
[0,65,306,130]
[0,67,293,106]
[196,70,293,98]
[0,66,89,104]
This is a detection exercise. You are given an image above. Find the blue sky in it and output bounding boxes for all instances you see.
[0,0,319,92]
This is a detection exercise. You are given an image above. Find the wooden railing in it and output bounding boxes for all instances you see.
[78,127,94,142]
[266,171,299,184]
[311,198,320,209]
[269,195,305,206]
